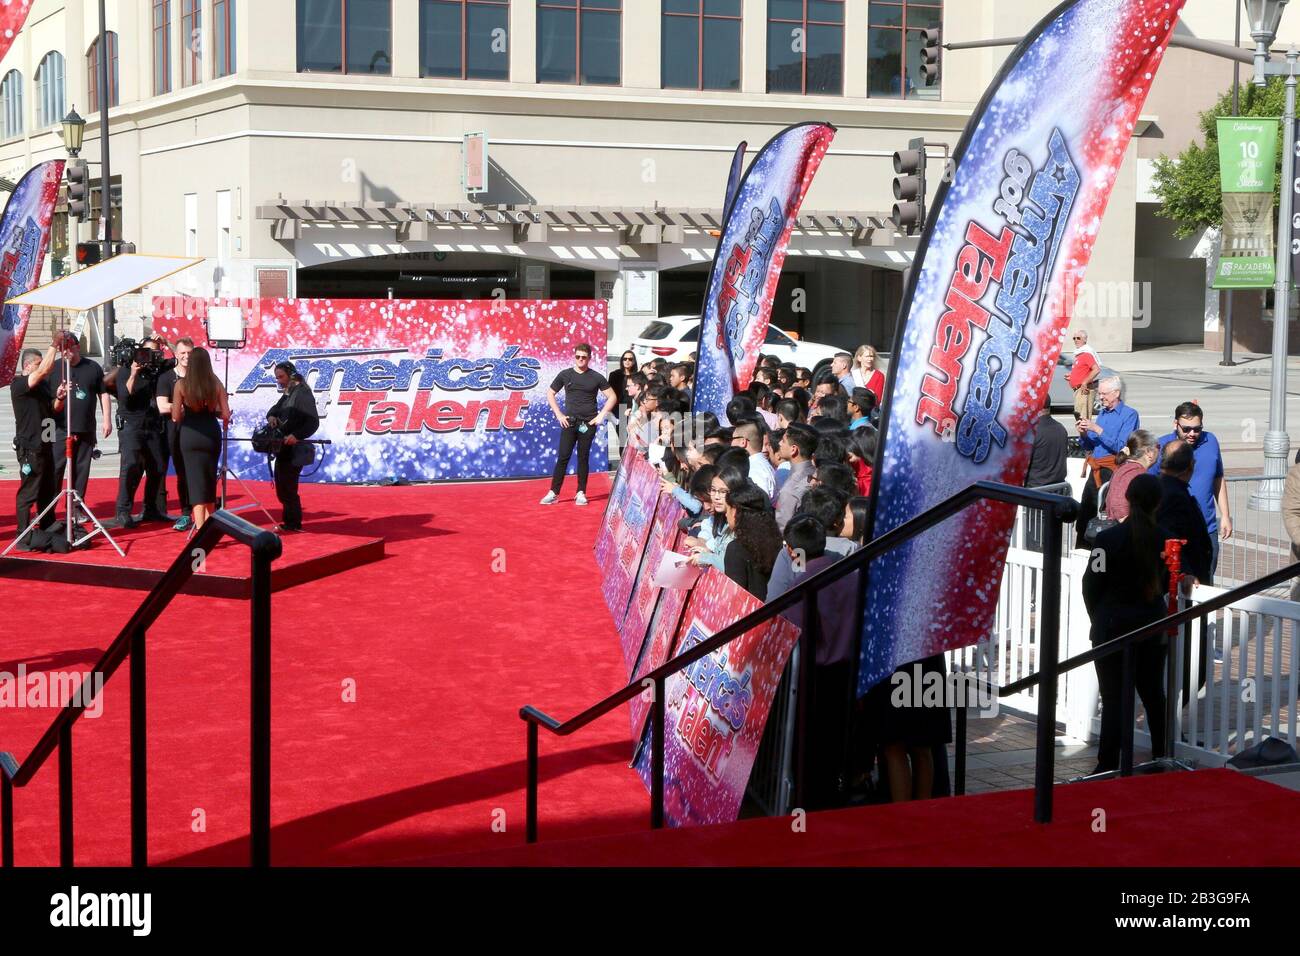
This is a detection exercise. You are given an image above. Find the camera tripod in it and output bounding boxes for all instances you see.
[3,347,123,557]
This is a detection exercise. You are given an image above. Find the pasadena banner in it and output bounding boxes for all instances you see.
[693,122,835,420]
[153,297,607,482]
[860,0,1184,694]
[0,161,66,386]
[1214,118,1278,289]
[633,570,799,828]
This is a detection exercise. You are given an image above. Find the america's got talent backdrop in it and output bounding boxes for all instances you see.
[632,570,799,828]
[153,297,608,482]
[859,0,1185,695]
[620,491,685,675]
[597,449,662,634]
[0,161,66,386]
[693,122,835,421]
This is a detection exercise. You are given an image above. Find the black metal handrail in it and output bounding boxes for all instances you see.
[520,480,1079,842]
[0,510,281,868]
[999,558,1300,817]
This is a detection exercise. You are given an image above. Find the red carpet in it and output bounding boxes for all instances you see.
[0,474,652,865]
[424,769,1300,867]
[3,477,1294,867]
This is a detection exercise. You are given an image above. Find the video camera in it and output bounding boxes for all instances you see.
[110,337,176,376]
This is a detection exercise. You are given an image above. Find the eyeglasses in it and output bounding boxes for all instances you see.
[1178,423,1204,434]
[1072,336,1084,342]
[575,354,590,361]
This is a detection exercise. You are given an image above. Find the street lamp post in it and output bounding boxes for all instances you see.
[1255,43,1300,510]
[96,0,115,348]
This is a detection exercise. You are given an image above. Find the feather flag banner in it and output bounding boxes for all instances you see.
[859,0,1186,695]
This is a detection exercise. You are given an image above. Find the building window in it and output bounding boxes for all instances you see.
[214,0,237,77]
[420,0,510,80]
[184,193,198,256]
[181,0,203,86]
[153,1,172,95]
[216,190,232,260]
[766,0,843,95]
[537,0,620,86]
[35,52,65,128]
[1,71,22,140]
[297,0,393,75]
[87,32,120,112]
[869,1,941,99]
[662,0,741,91]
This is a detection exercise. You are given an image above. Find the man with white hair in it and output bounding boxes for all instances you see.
[1067,329,1101,419]
[1075,373,1139,547]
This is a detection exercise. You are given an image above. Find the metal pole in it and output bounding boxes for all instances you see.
[651,677,665,829]
[250,548,272,867]
[525,722,539,843]
[97,0,115,348]
[1254,46,1299,511]
[1222,1,1243,367]
[130,626,147,867]
[1,773,12,868]
[1032,506,1064,824]
[58,724,73,867]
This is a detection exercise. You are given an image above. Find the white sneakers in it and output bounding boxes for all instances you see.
[538,489,590,504]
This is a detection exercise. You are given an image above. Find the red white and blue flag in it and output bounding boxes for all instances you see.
[0,160,66,387]
[693,122,834,420]
[859,0,1186,694]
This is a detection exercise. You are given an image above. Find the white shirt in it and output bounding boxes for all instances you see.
[749,451,777,497]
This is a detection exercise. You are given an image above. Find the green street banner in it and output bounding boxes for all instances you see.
[1215,118,1278,289]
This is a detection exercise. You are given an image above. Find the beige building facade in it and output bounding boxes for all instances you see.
[0,0,1283,356]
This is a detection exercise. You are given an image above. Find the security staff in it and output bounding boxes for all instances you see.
[10,345,60,544]
[110,337,172,528]
[155,337,194,531]
[266,361,319,532]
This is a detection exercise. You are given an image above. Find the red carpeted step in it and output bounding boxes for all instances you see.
[416,769,1300,867]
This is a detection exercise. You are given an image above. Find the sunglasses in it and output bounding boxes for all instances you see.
[575,354,590,360]
[1178,424,1204,434]
[1072,336,1083,342]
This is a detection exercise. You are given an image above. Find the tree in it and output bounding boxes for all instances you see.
[1151,77,1287,238]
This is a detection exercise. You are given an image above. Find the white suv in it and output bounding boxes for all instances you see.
[627,315,843,373]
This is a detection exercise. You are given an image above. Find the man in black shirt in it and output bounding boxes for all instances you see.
[111,338,172,528]
[49,333,111,504]
[540,342,616,506]
[1156,440,1213,585]
[10,346,60,543]
[1024,391,1069,489]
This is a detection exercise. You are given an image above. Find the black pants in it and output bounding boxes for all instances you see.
[52,431,95,503]
[550,423,595,494]
[1094,636,1168,771]
[1075,466,1113,549]
[164,424,190,514]
[15,444,57,535]
[115,422,167,519]
[274,450,304,529]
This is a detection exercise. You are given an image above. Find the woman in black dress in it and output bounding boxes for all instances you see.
[721,481,782,600]
[607,350,637,409]
[170,347,229,530]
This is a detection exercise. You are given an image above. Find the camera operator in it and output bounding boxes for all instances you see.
[49,332,110,506]
[155,337,193,531]
[10,345,60,545]
[266,360,319,532]
[108,336,174,528]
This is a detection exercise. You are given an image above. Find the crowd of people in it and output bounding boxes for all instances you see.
[10,332,318,549]
[547,341,950,808]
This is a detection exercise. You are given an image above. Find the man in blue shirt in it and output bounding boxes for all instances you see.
[1075,374,1139,547]
[1145,401,1232,576]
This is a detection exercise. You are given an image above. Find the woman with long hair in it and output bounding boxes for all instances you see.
[722,481,783,599]
[609,350,638,412]
[842,495,871,545]
[1105,429,1159,521]
[171,346,229,530]
[685,465,746,572]
[1082,473,1170,774]
[851,345,885,402]
[846,428,876,497]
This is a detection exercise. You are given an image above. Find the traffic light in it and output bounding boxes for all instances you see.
[920,28,942,86]
[892,137,928,236]
[75,241,102,266]
[66,160,90,220]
